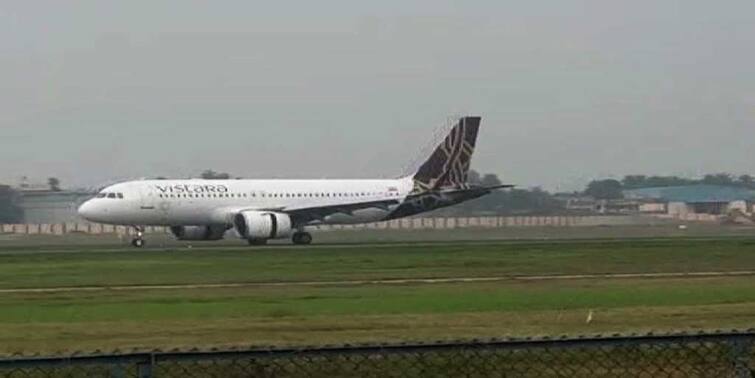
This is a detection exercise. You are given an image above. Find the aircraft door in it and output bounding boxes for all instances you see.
[139,186,168,224]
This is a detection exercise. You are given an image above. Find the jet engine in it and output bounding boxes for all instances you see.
[233,211,293,240]
[170,225,227,241]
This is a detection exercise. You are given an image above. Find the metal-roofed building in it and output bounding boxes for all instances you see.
[624,185,755,216]
[17,190,94,224]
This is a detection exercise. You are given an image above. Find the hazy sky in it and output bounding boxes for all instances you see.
[1,1,754,191]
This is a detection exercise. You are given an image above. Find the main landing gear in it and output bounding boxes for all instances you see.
[247,238,268,246]
[292,231,313,245]
[131,226,145,248]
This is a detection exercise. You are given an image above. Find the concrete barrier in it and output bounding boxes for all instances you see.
[0,214,724,236]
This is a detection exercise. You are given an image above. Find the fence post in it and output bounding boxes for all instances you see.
[731,337,753,378]
[137,355,154,378]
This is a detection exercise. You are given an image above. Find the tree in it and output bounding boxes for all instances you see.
[621,175,647,189]
[480,173,503,187]
[200,170,231,180]
[467,170,481,185]
[738,175,754,188]
[643,176,693,187]
[584,179,624,200]
[702,173,734,186]
[47,177,61,191]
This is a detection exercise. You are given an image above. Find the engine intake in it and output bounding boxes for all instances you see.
[233,211,292,240]
[170,225,226,241]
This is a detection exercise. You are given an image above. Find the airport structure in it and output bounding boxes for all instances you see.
[624,185,755,217]
[560,185,755,220]
[16,188,93,224]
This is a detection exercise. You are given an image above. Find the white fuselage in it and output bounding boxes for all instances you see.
[78,178,415,227]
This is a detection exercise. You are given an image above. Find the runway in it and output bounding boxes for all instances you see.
[1,270,753,294]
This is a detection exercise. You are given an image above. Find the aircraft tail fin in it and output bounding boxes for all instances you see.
[409,116,481,192]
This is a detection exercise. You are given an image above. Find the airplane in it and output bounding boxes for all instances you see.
[77,116,512,247]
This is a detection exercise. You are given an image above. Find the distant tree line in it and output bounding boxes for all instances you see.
[621,173,754,189]
[584,173,755,199]
[151,170,236,180]
[432,170,564,216]
[200,169,232,180]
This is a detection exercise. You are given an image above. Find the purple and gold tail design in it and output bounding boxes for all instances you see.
[412,116,481,192]
[384,116,486,220]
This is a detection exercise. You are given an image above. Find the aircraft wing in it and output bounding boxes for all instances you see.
[278,198,403,225]
[206,199,400,226]
[209,185,510,227]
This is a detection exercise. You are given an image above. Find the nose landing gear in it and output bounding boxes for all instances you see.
[131,226,146,248]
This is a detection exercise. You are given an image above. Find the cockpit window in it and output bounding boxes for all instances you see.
[117,193,124,199]
[97,193,107,198]
[107,193,117,199]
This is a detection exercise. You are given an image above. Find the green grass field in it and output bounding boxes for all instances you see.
[0,237,753,354]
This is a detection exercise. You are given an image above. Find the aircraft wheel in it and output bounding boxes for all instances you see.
[292,232,312,245]
[247,238,268,246]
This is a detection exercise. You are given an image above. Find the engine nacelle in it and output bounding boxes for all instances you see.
[233,211,292,240]
[170,225,226,241]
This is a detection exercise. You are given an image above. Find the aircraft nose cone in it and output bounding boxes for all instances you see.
[77,200,96,221]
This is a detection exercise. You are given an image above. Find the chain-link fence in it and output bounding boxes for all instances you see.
[0,330,752,378]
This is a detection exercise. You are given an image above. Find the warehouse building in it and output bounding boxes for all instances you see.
[17,189,94,223]
[624,185,755,216]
